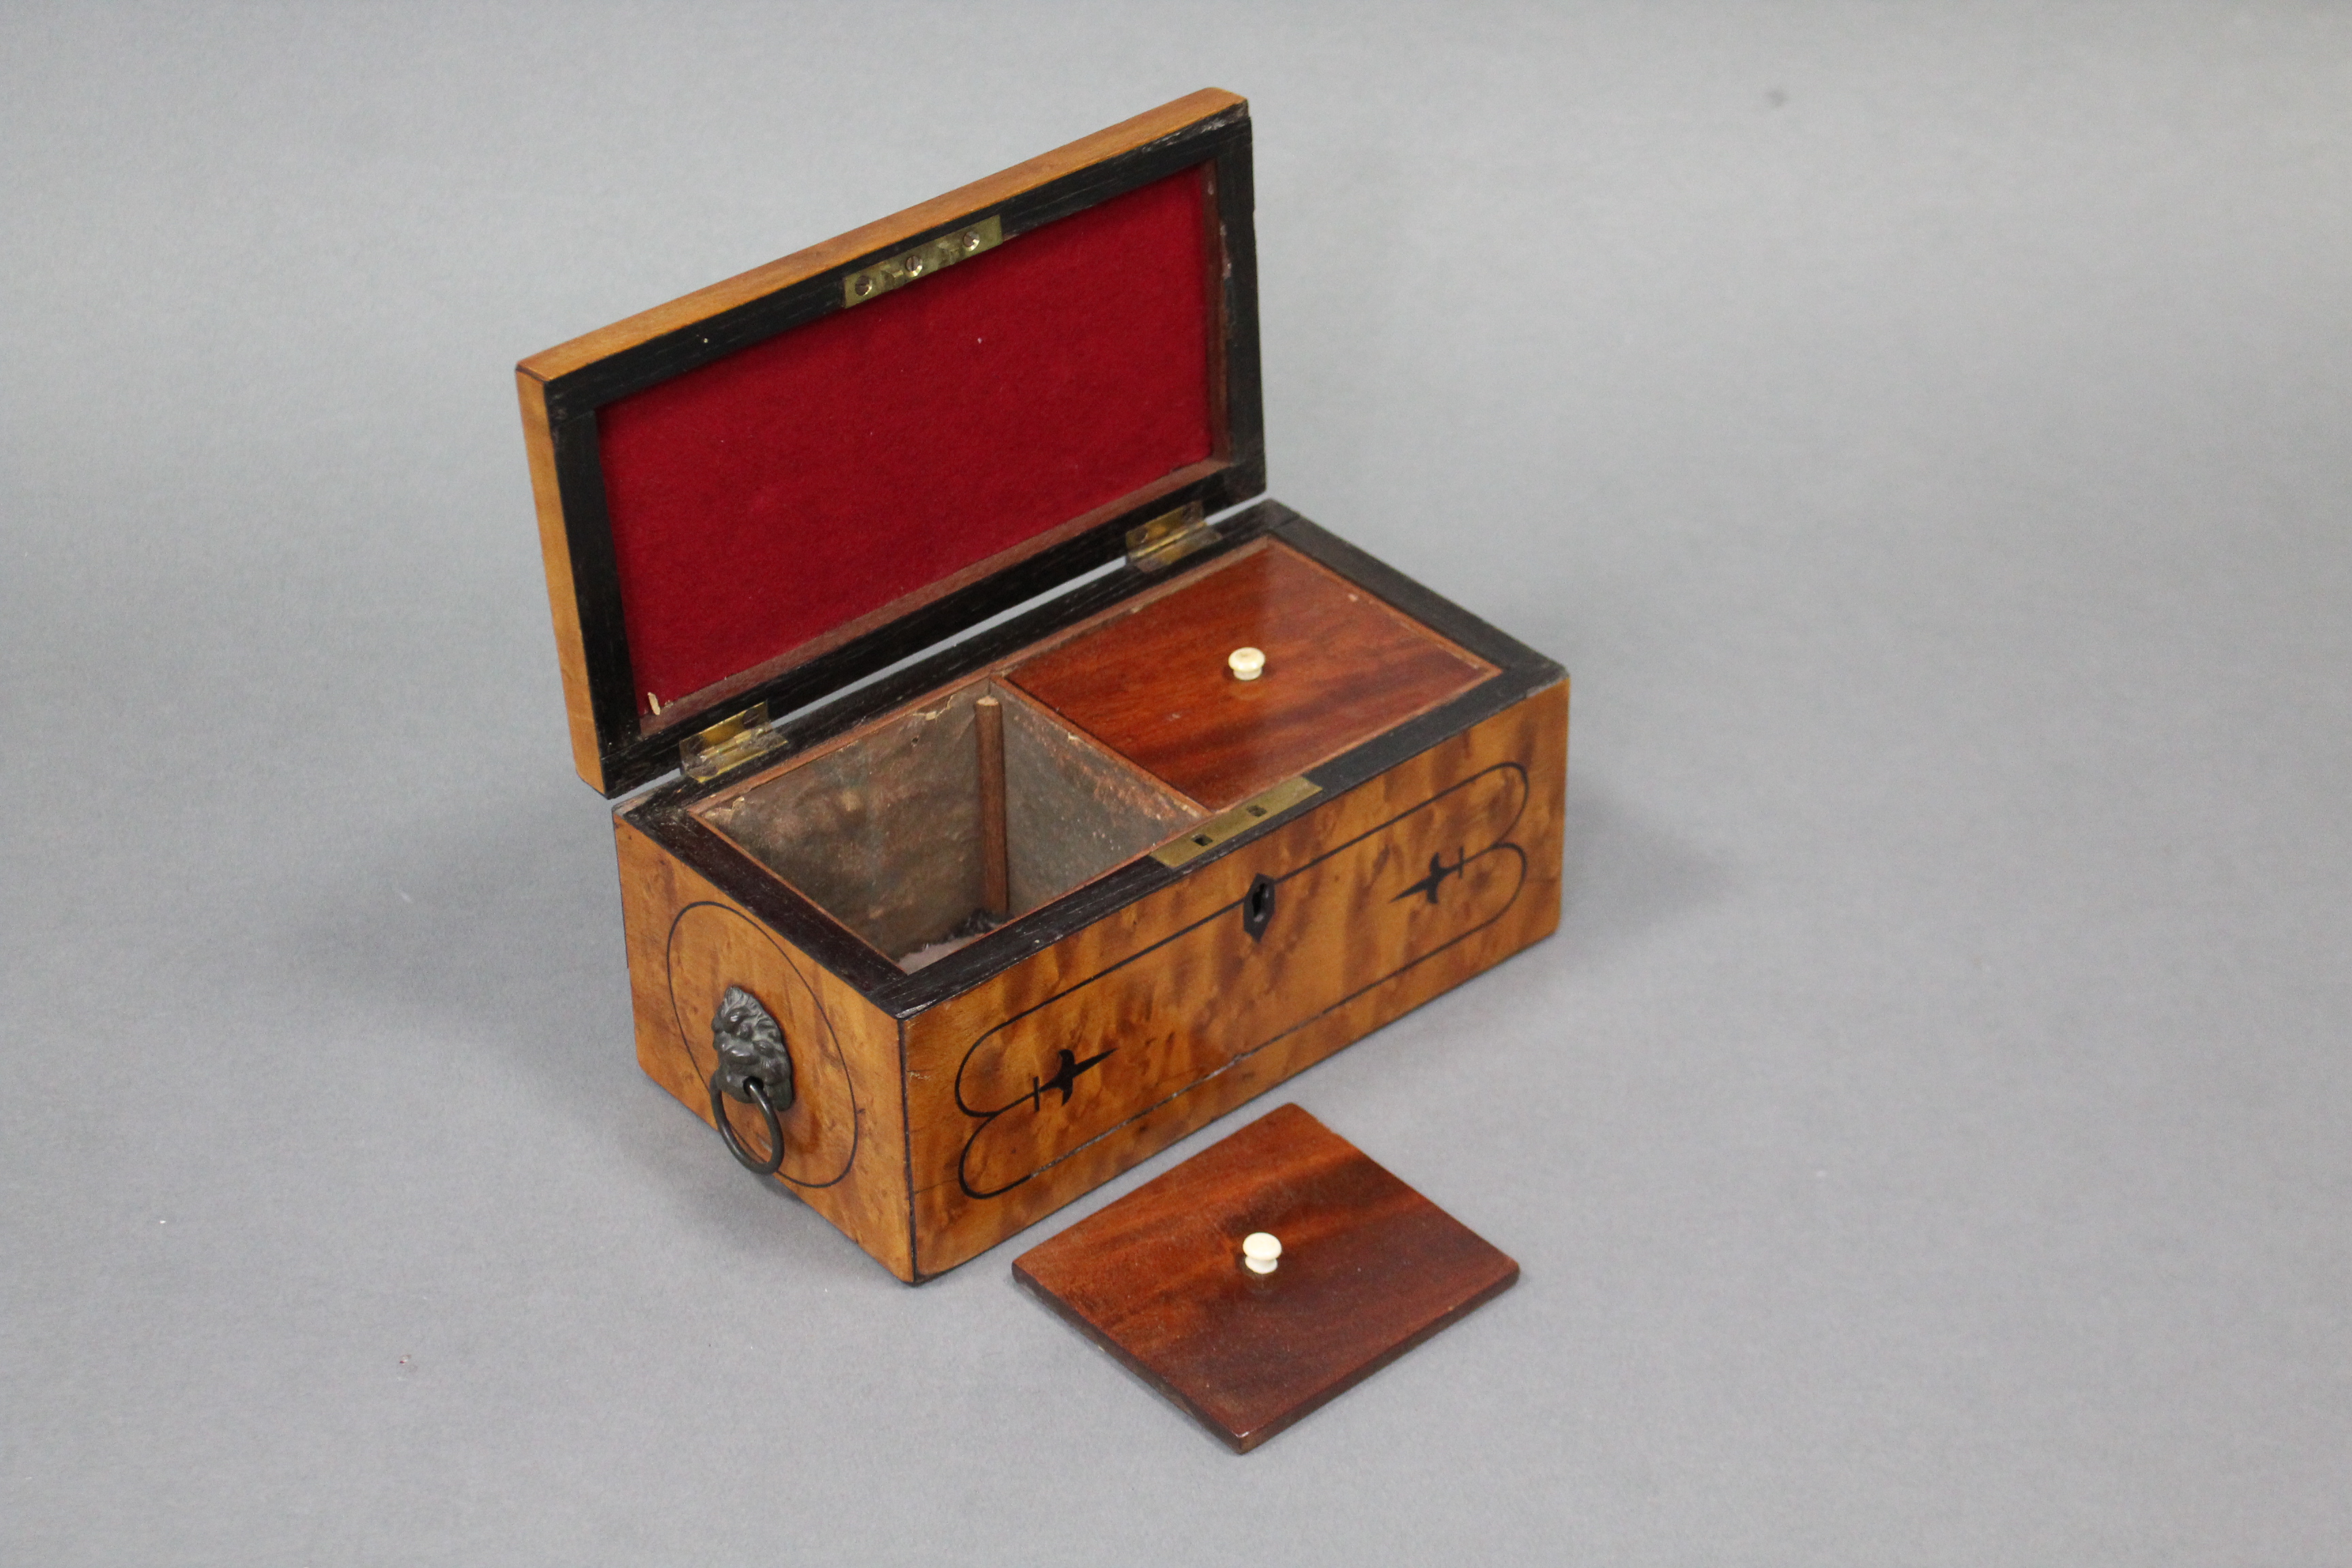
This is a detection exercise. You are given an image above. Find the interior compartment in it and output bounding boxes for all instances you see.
[696,681,1204,970]
[1007,540,1497,811]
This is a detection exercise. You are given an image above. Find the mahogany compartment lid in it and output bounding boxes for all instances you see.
[1007,542,1497,811]
[1013,1104,1519,1452]
[517,90,1267,798]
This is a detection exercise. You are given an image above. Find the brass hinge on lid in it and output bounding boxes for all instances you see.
[1125,502,1213,572]
[1153,777,1321,868]
[843,214,1003,308]
[681,702,786,783]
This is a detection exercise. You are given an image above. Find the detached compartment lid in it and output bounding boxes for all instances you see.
[517,89,1265,796]
[1013,1105,1520,1452]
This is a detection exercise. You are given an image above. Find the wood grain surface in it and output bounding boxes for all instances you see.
[1013,1104,1518,1451]
[902,681,1565,1277]
[608,529,1564,1284]
[1008,541,1494,809]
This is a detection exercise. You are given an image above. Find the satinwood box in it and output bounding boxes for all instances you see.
[516,90,1567,1281]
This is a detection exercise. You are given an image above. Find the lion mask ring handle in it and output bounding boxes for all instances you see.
[707,985,796,1176]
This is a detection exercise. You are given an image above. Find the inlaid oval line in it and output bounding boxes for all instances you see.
[953,760,1531,1199]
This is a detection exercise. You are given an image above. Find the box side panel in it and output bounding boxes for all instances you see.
[615,819,914,1280]
[903,680,1567,1277]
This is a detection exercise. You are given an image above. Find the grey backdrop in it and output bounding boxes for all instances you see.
[5,3,2347,1563]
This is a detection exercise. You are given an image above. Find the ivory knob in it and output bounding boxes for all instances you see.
[1228,646,1266,681]
[1242,1231,1281,1274]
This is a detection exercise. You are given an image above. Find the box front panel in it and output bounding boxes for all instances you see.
[903,681,1567,1277]
[614,820,915,1279]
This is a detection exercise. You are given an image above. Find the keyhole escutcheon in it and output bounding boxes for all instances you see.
[1243,873,1278,943]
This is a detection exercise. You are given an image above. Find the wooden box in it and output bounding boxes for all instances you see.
[516,90,1567,1281]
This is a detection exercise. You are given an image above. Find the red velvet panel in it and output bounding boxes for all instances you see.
[595,166,1218,714]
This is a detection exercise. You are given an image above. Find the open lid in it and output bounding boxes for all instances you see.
[517,89,1264,797]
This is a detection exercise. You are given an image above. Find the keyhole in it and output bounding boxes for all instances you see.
[1243,874,1278,943]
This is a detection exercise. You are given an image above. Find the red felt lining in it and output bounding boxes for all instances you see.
[595,166,1219,715]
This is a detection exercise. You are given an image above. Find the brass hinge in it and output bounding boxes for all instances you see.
[1152,777,1321,868]
[681,702,785,783]
[1125,502,1213,572]
[843,214,1003,308]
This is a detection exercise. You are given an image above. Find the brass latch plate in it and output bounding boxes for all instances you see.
[843,214,1003,308]
[681,701,786,783]
[1125,502,1213,572]
[1152,777,1322,868]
